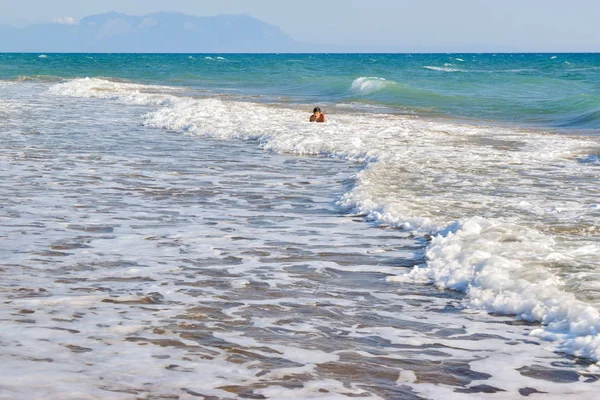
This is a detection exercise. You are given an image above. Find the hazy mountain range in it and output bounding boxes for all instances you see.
[0,12,317,53]
[0,12,519,53]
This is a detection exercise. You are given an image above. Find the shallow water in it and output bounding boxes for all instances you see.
[1,75,600,398]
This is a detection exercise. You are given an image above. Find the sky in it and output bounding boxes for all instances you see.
[0,0,598,52]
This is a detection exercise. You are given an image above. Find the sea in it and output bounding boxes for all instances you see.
[0,53,599,399]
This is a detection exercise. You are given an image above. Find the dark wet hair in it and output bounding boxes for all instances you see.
[313,107,321,113]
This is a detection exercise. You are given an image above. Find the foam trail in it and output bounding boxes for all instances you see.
[48,77,180,106]
[424,65,465,72]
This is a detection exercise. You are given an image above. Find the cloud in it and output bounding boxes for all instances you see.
[53,16,78,25]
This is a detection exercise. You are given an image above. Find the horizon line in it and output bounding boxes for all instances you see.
[2,51,600,55]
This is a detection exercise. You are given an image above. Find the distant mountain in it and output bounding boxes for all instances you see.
[0,12,300,53]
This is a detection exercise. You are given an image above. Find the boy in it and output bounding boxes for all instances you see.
[310,107,327,122]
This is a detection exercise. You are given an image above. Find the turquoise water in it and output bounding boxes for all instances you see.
[1,53,600,131]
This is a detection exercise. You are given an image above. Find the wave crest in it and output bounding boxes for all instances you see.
[48,77,180,106]
[423,66,465,73]
[350,77,394,95]
[12,75,64,83]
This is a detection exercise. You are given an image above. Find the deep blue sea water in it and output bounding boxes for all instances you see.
[1,53,600,399]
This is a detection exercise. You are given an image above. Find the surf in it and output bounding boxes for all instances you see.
[45,76,600,365]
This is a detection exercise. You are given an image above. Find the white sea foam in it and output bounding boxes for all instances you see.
[48,77,180,106]
[397,216,600,360]
[47,78,600,364]
[0,99,25,112]
[0,99,27,124]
